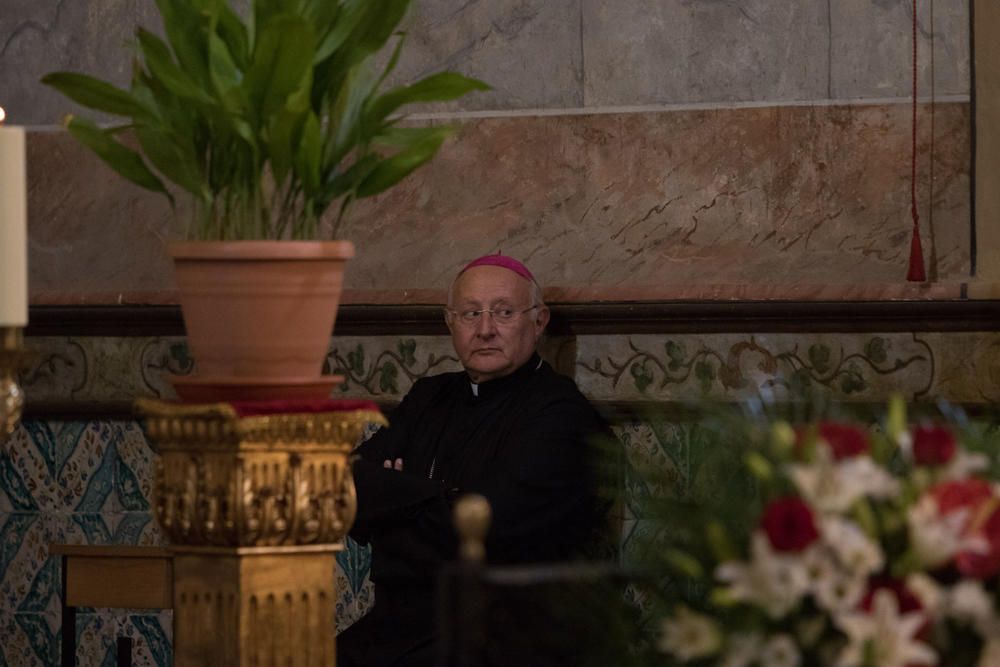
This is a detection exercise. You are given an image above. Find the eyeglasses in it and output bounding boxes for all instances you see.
[446,305,541,326]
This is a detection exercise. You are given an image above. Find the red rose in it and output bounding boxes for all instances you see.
[930,479,992,514]
[817,422,870,460]
[912,425,957,466]
[928,479,1000,579]
[760,496,819,552]
[955,500,1000,579]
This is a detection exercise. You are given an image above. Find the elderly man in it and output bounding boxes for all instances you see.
[338,254,606,666]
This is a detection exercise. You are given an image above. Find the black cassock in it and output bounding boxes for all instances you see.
[338,353,606,666]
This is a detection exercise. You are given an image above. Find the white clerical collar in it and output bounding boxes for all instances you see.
[470,382,479,396]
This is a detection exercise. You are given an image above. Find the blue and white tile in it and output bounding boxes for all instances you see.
[0,609,60,667]
[335,537,374,632]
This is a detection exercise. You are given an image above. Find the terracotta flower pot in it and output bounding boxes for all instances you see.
[168,241,354,401]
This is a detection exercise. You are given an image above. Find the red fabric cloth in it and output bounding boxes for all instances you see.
[226,399,381,417]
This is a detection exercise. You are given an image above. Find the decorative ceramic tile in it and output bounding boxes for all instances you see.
[326,336,461,400]
[920,332,1000,403]
[75,609,174,667]
[21,335,463,404]
[335,537,375,634]
[576,333,958,402]
[0,419,170,667]
[0,609,59,666]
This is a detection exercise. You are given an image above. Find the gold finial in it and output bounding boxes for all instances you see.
[453,494,491,562]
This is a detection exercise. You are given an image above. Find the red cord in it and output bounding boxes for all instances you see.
[907,0,926,282]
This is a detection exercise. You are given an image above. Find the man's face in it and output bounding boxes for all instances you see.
[446,265,549,383]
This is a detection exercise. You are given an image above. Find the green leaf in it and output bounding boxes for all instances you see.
[375,32,407,91]
[134,125,206,200]
[40,72,149,118]
[663,548,704,579]
[840,364,866,395]
[347,344,365,373]
[629,363,654,394]
[215,3,250,69]
[379,362,398,393]
[705,520,736,562]
[64,116,172,200]
[208,31,243,107]
[320,153,379,205]
[154,0,211,87]
[369,72,490,123]
[744,452,773,482]
[245,14,316,124]
[266,108,306,188]
[355,126,452,198]
[294,111,322,195]
[137,28,213,105]
[695,360,716,392]
[866,336,889,364]
[317,0,409,67]
[397,339,417,367]
[808,344,832,374]
[313,0,368,63]
[665,340,686,371]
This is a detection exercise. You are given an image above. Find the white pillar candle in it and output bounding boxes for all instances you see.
[0,114,27,327]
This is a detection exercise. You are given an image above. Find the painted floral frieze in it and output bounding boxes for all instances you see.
[575,333,993,402]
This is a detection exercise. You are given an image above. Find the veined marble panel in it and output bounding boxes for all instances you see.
[575,332,1000,403]
[0,0,142,126]
[346,102,971,290]
[581,0,829,106]
[27,101,970,298]
[27,130,177,297]
[831,0,970,99]
[386,0,583,111]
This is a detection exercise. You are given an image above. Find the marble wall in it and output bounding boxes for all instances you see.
[1,0,974,302]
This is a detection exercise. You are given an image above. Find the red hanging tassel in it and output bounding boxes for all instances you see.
[907,0,926,282]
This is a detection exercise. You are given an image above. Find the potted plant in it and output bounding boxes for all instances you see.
[42,0,487,400]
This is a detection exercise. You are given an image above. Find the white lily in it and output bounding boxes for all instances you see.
[948,580,998,637]
[789,447,898,514]
[835,589,936,667]
[760,634,801,667]
[941,450,990,481]
[821,516,884,576]
[716,532,809,620]
[658,606,722,661]
[907,495,969,568]
[905,573,945,617]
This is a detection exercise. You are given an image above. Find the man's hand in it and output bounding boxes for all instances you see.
[383,458,403,471]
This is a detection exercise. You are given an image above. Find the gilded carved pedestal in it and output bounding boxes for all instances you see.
[137,399,384,667]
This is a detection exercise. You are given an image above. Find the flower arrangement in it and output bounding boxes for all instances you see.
[631,397,1000,667]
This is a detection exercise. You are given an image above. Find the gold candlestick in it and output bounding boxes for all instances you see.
[1,327,25,439]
